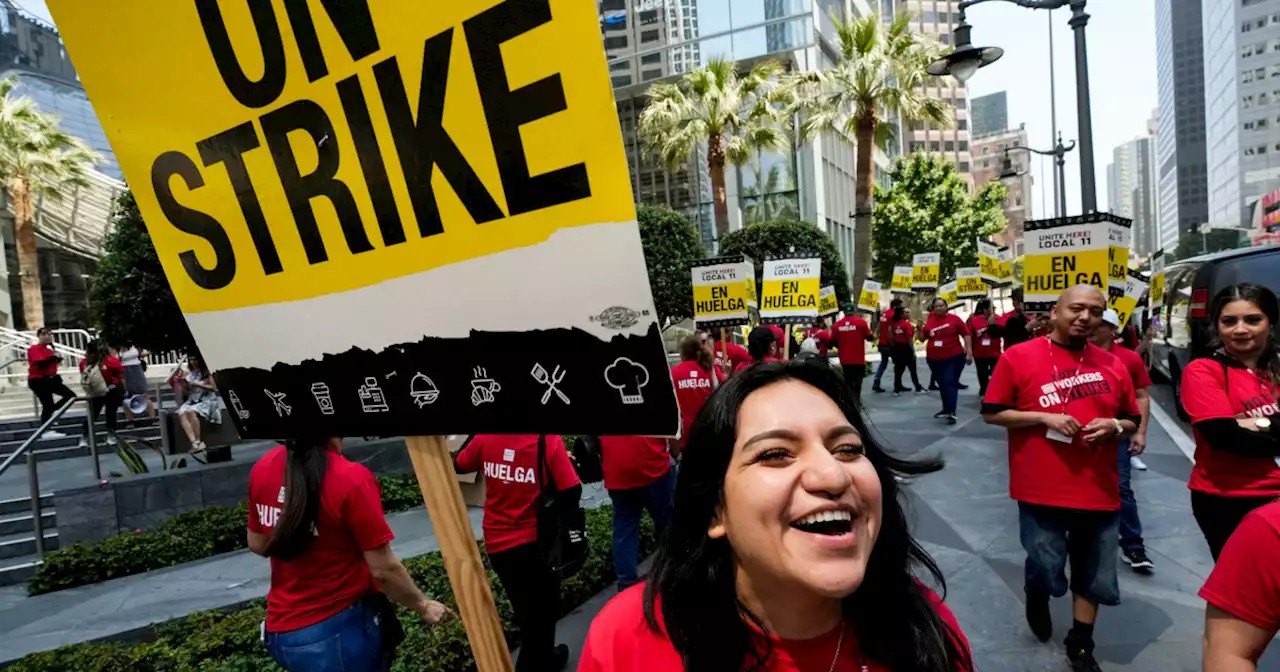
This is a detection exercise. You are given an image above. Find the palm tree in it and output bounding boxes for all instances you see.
[786,12,951,300]
[638,58,790,248]
[0,76,98,329]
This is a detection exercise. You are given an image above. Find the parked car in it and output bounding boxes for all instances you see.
[1150,245,1280,418]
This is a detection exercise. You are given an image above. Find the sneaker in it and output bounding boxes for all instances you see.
[872,385,886,393]
[893,391,902,397]
[106,435,119,446]
[1066,640,1102,672]
[77,437,88,449]
[947,414,958,425]
[933,411,949,418]
[1025,593,1052,642]
[915,388,928,395]
[551,643,570,671]
[41,430,67,440]
[957,382,970,390]
[1123,548,1155,574]
[1130,456,1148,471]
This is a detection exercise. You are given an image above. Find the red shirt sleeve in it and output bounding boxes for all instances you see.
[1200,508,1280,631]
[343,467,396,551]
[247,489,264,534]
[1181,360,1236,421]
[984,353,1019,407]
[1127,350,1152,390]
[455,435,484,473]
[729,343,750,367]
[546,435,582,491]
[952,314,969,335]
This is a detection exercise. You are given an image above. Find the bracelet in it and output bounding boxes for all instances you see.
[1113,418,1125,436]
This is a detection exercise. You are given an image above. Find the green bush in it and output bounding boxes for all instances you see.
[12,507,653,672]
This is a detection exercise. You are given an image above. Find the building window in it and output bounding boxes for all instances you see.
[1245,20,1254,32]
[641,29,659,43]
[641,53,662,64]
[959,161,970,172]
[982,145,989,154]
[960,140,969,152]
[641,68,663,81]
[611,74,632,87]
[610,60,629,71]
[930,141,940,151]
[604,36,628,50]
[957,119,968,130]
[945,140,955,151]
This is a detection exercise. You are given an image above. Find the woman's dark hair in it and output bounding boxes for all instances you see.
[975,298,992,315]
[187,354,210,376]
[1208,283,1280,387]
[36,327,50,337]
[680,334,713,372]
[931,297,949,311]
[644,363,970,672]
[264,437,331,561]
[746,326,775,362]
[890,297,904,310]
[83,339,105,366]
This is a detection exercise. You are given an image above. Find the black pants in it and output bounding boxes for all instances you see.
[28,376,76,422]
[489,542,561,672]
[975,357,999,396]
[891,344,922,392]
[1191,491,1277,561]
[841,364,865,404]
[85,387,125,436]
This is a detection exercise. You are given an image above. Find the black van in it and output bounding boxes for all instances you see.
[1150,245,1280,417]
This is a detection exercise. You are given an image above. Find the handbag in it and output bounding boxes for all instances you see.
[366,592,405,659]
[570,435,604,484]
[537,435,589,579]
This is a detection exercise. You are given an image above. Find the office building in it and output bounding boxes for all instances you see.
[1107,137,1159,259]
[971,125,1033,249]
[970,91,1009,138]
[1155,0,1208,253]
[899,0,974,184]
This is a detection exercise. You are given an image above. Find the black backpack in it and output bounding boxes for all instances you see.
[570,435,604,484]
[537,436,589,579]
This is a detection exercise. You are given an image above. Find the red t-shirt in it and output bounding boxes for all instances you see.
[247,446,395,633]
[455,434,581,552]
[79,355,125,387]
[1101,343,1151,390]
[1182,357,1280,497]
[967,315,1001,359]
[713,341,750,373]
[27,343,58,379]
[579,583,970,672]
[671,360,724,447]
[891,319,914,345]
[831,315,871,365]
[983,339,1139,511]
[600,436,671,491]
[924,313,968,361]
[877,309,896,346]
[1200,501,1280,632]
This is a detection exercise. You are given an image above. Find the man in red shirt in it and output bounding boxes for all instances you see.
[831,311,873,402]
[27,327,75,437]
[711,332,750,376]
[599,435,674,590]
[995,287,1033,349]
[981,285,1140,671]
[1200,500,1280,669]
[872,298,903,393]
[967,298,1001,398]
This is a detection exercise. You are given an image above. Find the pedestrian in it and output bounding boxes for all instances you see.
[1179,283,1280,561]
[578,363,973,672]
[599,434,675,591]
[734,326,779,374]
[831,308,873,403]
[996,288,1033,348]
[117,344,157,422]
[1200,500,1280,669]
[248,437,451,672]
[920,298,972,425]
[176,354,225,455]
[968,298,1001,398]
[891,308,926,396]
[26,327,75,437]
[711,331,750,378]
[1090,310,1155,575]
[671,333,724,449]
[806,318,833,358]
[872,298,904,393]
[78,340,125,447]
[455,435,581,672]
[981,285,1140,672]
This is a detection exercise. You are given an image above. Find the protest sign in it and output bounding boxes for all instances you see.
[891,265,914,294]
[51,2,677,667]
[692,256,755,328]
[1107,214,1133,300]
[1150,250,1166,310]
[997,246,1014,285]
[956,267,987,298]
[938,280,959,306]
[858,280,882,313]
[818,285,840,317]
[760,257,821,324]
[1021,214,1112,312]
[912,252,941,290]
[1109,269,1149,329]
[977,239,1001,284]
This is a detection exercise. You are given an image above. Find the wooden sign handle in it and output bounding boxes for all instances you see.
[405,435,513,672]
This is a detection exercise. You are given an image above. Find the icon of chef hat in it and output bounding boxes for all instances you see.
[605,357,649,400]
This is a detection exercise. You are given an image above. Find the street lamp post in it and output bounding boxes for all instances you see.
[998,133,1077,217]
[928,0,1097,215]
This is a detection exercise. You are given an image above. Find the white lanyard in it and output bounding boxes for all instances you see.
[1044,337,1086,415]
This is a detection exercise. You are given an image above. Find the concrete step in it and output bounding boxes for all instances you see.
[0,510,55,537]
[0,429,163,465]
[0,555,40,587]
[0,495,53,517]
[0,530,58,561]
[0,417,160,444]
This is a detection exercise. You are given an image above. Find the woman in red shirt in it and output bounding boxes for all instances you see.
[1181,283,1280,560]
[919,299,972,424]
[455,435,582,672]
[891,308,926,395]
[671,334,724,448]
[247,438,449,671]
[734,326,780,374]
[579,363,972,672]
[967,299,1002,398]
[1200,500,1280,669]
[77,340,126,447]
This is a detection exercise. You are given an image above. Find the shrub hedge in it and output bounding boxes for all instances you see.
[12,506,650,672]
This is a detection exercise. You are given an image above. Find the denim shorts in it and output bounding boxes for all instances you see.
[1018,502,1121,606]
[265,596,388,672]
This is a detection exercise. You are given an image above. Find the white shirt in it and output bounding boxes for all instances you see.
[119,347,142,367]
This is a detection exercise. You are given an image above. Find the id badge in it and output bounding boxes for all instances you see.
[934,340,943,347]
[1046,428,1073,443]
[981,338,992,346]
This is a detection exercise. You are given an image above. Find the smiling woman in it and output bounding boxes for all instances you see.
[578,363,974,672]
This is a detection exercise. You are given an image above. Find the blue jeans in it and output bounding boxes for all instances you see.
[266,596,388,672]
[1019,502,1121,606]
[1117,438,1144,552]
[873,345,893,385]
[608,468,676,589]
[927,354,966,414]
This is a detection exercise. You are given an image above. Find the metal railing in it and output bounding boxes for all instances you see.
[0,397,99,559]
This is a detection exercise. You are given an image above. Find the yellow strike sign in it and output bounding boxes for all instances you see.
[50,0,633,314]
[911,253,940,290]
[818,285,840,317]
[1022,215,1111,309]
[956,267,987,298]
[891,265,913,294]
[760,258,821,323]
[691,257,753,327]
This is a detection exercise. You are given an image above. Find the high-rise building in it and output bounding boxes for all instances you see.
[971,125,1033,249]
[970,91,1008,138]
[900,1,974,184]
[1108,137,1160,259]
[1155,0,1208,253]
[1202,0,1280,232]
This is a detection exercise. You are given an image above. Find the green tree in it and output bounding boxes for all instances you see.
[785,11,950,301]
[1172,229,1242,261]
[90,192,195,353]
[637,204,704,329]
[719,218,852,310]
[639,58,790,247]
[871,153,1007,283]
[0,76,99,329]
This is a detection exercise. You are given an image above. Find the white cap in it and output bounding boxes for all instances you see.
[1101,309,1121,327]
